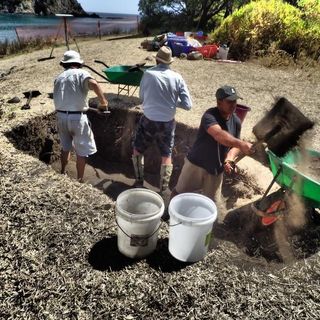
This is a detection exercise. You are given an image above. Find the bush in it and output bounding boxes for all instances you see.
[211,0,320,60]
[0,37,54,57]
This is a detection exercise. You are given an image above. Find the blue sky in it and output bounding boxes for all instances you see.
[77,0,139,14]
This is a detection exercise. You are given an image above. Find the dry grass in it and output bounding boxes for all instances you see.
[0,37,320,319]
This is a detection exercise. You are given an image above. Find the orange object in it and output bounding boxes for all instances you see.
[261,200,286,226]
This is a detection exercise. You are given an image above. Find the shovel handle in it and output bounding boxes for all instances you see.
[234,124,283,164]
[94,60,109,68]
[88,107,111,114]
[83,64,111,83]
[233,141,264,164]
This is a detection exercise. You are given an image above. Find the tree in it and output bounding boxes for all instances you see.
[138,0,250,30]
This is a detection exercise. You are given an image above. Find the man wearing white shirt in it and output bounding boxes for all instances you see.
[53,50,108,182]
[132,46,192,194]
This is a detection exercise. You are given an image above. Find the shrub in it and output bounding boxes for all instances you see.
[0,37,53,57]
[211,0,320,60]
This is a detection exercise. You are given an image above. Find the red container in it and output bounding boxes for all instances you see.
[176,32,184,36]
[235,104,251,123]
[195,44,218,58]
[194,35,208,41]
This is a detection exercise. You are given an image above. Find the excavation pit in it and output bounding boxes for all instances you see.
[5,108,198,197]
[5,107,320,263]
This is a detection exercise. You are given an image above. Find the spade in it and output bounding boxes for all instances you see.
[21,90,41,110]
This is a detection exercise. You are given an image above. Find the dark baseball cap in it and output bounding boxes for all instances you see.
[215,85,242,101]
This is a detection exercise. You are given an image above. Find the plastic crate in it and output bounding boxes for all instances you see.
[195,45,218,58]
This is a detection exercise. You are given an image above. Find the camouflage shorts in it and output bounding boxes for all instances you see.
[133,116,176,157]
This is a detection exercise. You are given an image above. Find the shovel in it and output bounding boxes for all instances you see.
[37,47,56,62]
[253,97,314,156]
[21,90,41,110]
[128,62,146,72]
[235,97,314,163]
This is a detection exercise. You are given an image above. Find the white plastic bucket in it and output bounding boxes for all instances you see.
[168,193,217,262]
[116,188,164,258]
[217,46,229,60]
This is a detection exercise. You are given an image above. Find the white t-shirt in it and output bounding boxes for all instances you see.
[53,68,93,111]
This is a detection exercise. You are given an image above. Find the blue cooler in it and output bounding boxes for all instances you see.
[171,42,195,57]
[167,36,188,52]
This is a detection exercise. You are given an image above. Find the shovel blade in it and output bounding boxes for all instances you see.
[253,97,314,156]
[38,56,55,62]
[23,90,41,98]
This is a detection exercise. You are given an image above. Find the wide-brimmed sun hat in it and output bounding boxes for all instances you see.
[154,46,174,64]
[60,50,83,64]
[215,85,243,101]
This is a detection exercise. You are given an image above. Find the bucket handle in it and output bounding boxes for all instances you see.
[168,222,182,227]
[116,219,162,240]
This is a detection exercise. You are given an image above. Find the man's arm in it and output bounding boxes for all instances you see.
[177,78,192,110]
[225,147,241,162]
[207,124,252,155]
[139,72,149,103]
[88,79,108,110]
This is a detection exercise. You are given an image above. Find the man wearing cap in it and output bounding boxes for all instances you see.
[171,85,253,209]
[132,46,192,194]
[53,50,108,182]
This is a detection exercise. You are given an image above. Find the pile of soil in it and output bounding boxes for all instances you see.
[0,37,319,319]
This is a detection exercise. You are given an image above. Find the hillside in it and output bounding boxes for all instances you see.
[0,0,87,16]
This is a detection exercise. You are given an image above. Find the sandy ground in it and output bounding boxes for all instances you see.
[0,37,320,319]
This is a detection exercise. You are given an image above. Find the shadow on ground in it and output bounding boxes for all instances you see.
[88,236,135,271]
[88,236,192,273]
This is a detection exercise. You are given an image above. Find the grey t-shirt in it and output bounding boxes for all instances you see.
[187,107,241,175]
[53,68,93,111]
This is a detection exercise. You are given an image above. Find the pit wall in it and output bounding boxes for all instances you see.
[6,108,198,185]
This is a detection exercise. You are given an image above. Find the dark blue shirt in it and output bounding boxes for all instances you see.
[187,107,241,175]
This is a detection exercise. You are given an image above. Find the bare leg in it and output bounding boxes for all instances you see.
[61,150,70,174]
[160,156,173,194]
[161,156,172,165]
[76,155,86,182]
[132,148,144,186]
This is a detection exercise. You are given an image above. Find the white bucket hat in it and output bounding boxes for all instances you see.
[60,50,83,64]
[155,46,174,64]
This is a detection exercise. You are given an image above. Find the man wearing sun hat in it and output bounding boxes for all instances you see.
[132,46,192,194]
[53,50,108,182]
[171,85,254,214]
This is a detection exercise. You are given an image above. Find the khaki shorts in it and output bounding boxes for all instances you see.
[175,158,223,203]
[56,113,97,157]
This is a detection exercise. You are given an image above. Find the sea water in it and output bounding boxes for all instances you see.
[0,12,139,43]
